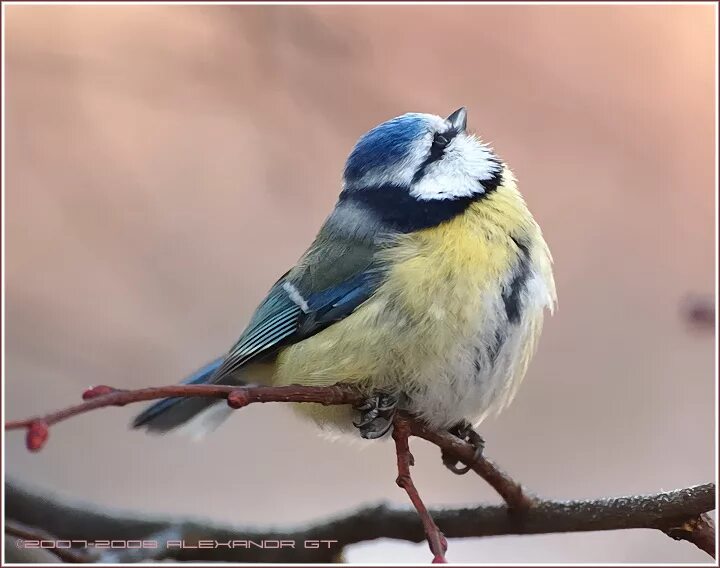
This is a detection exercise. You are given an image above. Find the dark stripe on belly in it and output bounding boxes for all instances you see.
[503,237,531,324]
[472,328,507,376]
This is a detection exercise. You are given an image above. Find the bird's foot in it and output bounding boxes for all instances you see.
[353,392,400,439]
[442,420,485,475]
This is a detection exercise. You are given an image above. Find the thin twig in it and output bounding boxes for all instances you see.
[408,418,534,512]
[392,416,447,563]
[3,383,364,431]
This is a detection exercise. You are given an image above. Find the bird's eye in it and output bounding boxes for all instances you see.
[425,132,453,164]
[433,134,449,148]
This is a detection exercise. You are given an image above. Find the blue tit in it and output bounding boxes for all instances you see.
[133,108,556,442]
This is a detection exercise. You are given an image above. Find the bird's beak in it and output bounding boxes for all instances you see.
[446,107,467,133]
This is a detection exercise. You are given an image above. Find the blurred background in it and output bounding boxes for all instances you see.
[3,3,716,563]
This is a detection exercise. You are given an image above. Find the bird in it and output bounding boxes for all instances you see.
[133,108,556,469]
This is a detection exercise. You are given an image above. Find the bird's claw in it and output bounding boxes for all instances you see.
[442,420,485,475]
[354,400,374,412]
[353,392,400,439]
[352,407,380,428]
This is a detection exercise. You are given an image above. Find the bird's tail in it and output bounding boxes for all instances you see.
[132,357,243,437]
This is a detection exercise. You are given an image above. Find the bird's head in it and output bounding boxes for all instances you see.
[342,108,503,201]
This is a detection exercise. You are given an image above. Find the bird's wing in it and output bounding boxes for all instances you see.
[211,231,383,382]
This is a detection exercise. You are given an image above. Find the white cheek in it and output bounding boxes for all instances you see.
[410,136,500,201]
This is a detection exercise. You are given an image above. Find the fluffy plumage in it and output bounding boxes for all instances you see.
[133,109,556,436]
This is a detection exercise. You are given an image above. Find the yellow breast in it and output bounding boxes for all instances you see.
[273,170,551,391]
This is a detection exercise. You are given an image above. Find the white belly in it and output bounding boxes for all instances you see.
[406,271,552,429]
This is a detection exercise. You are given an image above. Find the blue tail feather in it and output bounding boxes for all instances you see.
[131,357,224,431]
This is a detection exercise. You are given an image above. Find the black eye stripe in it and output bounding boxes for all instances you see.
[433,134,449,147]
[433,129,459,149]
[412,129,458,184]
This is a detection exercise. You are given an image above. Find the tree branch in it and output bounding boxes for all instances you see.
[5,481,715,563]
[4,519,93,563]
[4,383,527,510]
[5,383,716,561]
[660,513,716,558]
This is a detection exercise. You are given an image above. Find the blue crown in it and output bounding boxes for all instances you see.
[344,114,429,185]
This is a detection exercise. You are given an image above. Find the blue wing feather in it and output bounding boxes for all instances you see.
[132,250,383,432]
[212,268,382,382]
